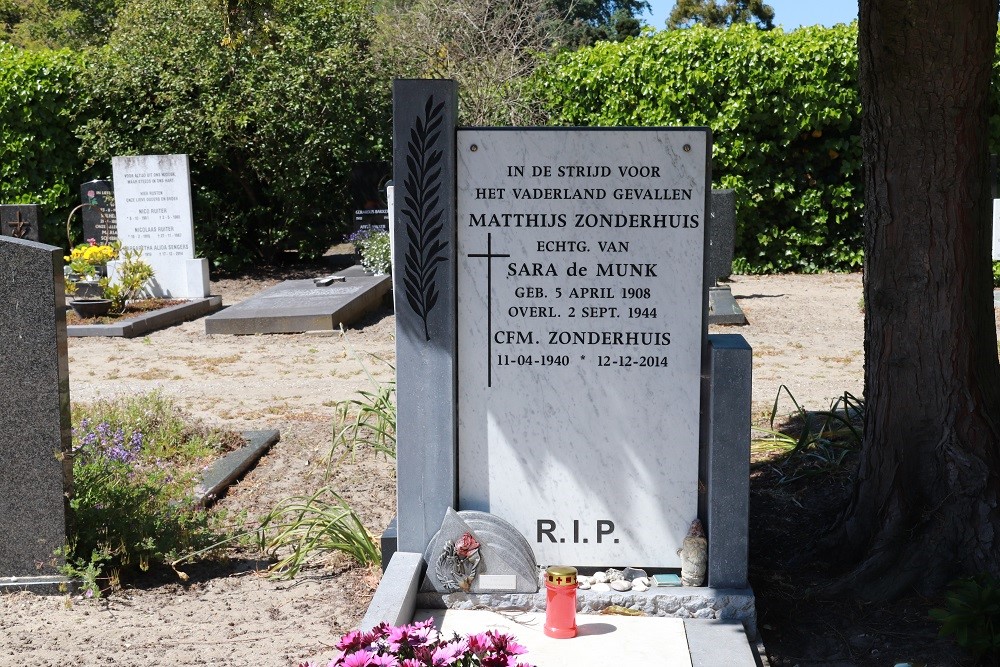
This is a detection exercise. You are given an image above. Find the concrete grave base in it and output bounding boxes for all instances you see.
[67,296,222,338]
[363,552,758,666]
[412,609,759,667]
[204,267,390,335]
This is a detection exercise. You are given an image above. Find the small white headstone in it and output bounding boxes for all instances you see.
[112,154,209,298]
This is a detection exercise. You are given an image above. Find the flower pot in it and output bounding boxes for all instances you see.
[73,280,104,299]
[69,299,112,318]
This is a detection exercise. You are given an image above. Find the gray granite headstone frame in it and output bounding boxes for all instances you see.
[0,204,41,242]
[0,236,73,593]
[392,79,459,555]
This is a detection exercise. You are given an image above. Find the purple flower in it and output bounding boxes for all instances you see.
[341,650,375,667]
[466,632,490,654]
[387,619,437,652]
[430,640,465,666]
[337,629,366,652]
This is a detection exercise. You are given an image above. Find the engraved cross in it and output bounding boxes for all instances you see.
[466,232,510,388]
[7,211,29,239]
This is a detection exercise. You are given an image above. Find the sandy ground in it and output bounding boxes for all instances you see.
[0,272,866,666]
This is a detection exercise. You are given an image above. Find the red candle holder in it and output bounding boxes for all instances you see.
[544,565,578,638]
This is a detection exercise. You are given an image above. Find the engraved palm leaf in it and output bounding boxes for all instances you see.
[401,96,448,342]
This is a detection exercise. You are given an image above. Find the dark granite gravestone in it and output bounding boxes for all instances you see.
[708,189,747,325]
[80,180,118,245]
[0,204,40,242]
[0,236,73,592]
[350,162,392,248]
[709,189,736,284]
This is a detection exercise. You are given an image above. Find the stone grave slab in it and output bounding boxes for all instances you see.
[0,236,73,593]
[204,272,391,334]
[80,179,118,245]
[194,429,280,506]
[112,154,209,298]
[0,204,40,242]
[413,609,696,667]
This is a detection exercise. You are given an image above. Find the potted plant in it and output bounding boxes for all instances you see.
[66,245,154,319]
[65,239,120,300]
[349,229,392,275]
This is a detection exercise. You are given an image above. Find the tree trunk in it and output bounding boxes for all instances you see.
[826,0,1000,600]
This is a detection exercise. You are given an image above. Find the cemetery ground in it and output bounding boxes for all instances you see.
[0,262,978,666]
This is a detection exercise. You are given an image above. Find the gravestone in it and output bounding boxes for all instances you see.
[365,82,755,653]
[0,204,40,242]
[708,189,735,283]
[80,179,118,245]
[707,189,747,325]
[0,236,73,592]
[111,154,209,298]
[390,79,751,589]
[455,128,707,567]
[351,161,392,238]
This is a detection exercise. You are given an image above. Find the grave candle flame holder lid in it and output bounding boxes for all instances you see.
[545,565,578,587]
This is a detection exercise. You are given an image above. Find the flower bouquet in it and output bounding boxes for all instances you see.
[302,619,535,667]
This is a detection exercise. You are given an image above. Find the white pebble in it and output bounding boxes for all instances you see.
[632,577,649,587]
[578,581,591,590]
[632,581,649,592]
[610,580,632,592]
[577,575,592,586]
[592,571,608,584]
[592,582,611,592]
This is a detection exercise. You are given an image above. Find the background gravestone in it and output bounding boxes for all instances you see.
[0,236,73,591]
[708,189,747,325]
[0,204,41,242]
[351,161,392,241]
[112,154,209,298]
[80,179,118,245]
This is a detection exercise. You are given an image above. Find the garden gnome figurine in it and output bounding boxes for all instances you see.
[678,518,707,586]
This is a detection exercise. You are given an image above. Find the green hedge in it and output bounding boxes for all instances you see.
[75,0,390,272]
[533,24,864,273]
[0,44,88,244]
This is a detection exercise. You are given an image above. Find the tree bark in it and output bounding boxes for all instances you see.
[825,0,1000,600]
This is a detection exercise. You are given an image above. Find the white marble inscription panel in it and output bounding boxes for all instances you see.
[113,154,204,297]
[456,129,709,567]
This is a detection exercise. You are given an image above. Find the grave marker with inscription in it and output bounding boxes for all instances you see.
[0,204,40,242]
[111,154,209,298]
[80,179,118,245]
[455,129,708,566]
[391,80,751,594]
